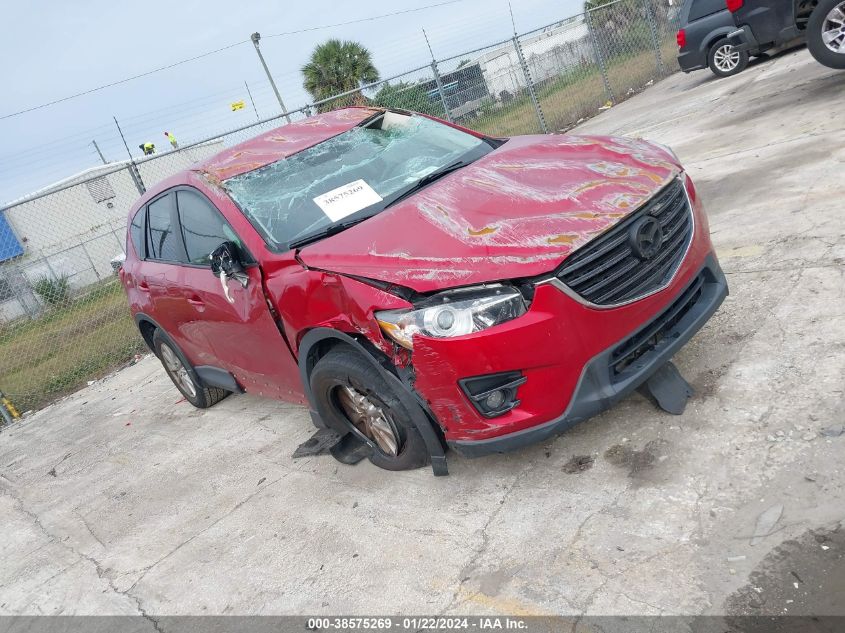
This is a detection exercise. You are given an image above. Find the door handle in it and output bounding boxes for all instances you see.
[137,281,150,292]
[187,296,205,307]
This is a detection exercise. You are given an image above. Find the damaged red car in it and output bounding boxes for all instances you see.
[121,107,727,476]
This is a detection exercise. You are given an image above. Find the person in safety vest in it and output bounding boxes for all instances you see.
[139,142,155,155]
[164,131,178,149]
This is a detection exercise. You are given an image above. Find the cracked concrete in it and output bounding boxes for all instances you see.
[1,48,843,617]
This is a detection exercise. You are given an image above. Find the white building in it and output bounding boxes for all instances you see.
[0,141,223,323]
[475,19,593,100]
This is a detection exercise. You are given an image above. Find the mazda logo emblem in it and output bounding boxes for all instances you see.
[629,216,663,260]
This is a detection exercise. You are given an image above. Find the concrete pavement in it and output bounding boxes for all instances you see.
[1,47,843,619]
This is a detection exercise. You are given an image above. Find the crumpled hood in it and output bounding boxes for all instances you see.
[298,134,680,293]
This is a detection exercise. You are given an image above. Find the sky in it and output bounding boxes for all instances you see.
[0,0,584,204]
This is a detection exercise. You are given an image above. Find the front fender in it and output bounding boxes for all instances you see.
[298,328,448,476]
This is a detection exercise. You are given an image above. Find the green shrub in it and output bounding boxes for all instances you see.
[373,81,442,116]
[33,275,70,307]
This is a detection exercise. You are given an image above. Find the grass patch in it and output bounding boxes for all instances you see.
[0,280,146,412]
[466,42,677,137]
[32,275,71,307]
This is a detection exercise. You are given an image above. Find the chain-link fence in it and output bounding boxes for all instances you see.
[0,0,680,415]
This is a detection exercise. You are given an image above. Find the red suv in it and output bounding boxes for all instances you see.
[121,107,727,476]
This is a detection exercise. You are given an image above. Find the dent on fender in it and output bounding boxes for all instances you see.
[262,262,412,359]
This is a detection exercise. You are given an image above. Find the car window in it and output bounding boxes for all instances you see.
[223,112,489,250]
[146,194,183,261]
[688,0,725,21]
[129,209,144,257]
[176,189,242,265]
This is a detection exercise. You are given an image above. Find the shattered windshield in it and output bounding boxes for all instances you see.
[223,113,488,250]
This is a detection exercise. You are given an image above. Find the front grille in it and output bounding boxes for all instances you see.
[610,272,705,378]
[556,178,693,306]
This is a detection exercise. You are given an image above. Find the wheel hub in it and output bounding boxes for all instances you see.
[160,344,197,398]
[714,45,741,72]
[821,2,845,53]
[336,386,399,456]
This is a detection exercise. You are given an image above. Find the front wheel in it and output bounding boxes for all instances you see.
[707,39,749,77]
[807,0,845,69]
[309,347,430,471]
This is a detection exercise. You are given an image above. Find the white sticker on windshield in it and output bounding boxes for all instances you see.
[313,179,383,222]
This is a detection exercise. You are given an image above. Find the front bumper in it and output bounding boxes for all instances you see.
[448,255,727,457]
[408,174,726,455]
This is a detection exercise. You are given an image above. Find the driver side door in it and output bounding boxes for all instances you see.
[173,188,305,403]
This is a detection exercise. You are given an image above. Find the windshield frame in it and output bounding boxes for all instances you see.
[221,111,500,253]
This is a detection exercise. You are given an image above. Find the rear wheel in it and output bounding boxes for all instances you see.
[309,348,429,471]
[707,38,749,77]
[153,330,228,409]
[807,0,845,69]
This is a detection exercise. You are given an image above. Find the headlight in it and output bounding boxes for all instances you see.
[375,285,526,350]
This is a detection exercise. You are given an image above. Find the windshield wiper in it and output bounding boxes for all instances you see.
[383,160,469,209]
[288,213,376,250]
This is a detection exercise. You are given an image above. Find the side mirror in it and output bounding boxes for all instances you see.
[210,241,245,277]
[210,242,248,303]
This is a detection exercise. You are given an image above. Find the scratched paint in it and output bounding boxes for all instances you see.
[196,107,381,181]
[126,115,680,295]
[299,132,679,292]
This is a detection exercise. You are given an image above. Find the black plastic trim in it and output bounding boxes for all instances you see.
[133,313,164,352]
[134,314,206,392]
[448,254,728,458]
[459,371,527,418]
[298,328,449,476]
[468,377,527,402]
[195,366,244,393]
[727,24,760,51]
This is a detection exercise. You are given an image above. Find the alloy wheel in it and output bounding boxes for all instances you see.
[160,343,197,399]
[336,385,400,456]
[714,44,741,72]
[821,2,845,53]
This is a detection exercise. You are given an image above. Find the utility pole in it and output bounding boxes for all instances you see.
[113,116,146,194]
[251,32,291,123]
[114,116,134,161]
[244,81,261,122]
[91,140,107,165]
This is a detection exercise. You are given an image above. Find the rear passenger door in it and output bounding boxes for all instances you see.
[173,188,301,401]
[141,191,218,367]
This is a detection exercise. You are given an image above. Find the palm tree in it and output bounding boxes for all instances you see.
[302,40,380,111]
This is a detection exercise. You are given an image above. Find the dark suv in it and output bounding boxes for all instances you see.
[677,0,752,76]
[727,0,845,69]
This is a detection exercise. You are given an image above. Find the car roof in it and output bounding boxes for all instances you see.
[193,106,383,183]
[128,106,384,216]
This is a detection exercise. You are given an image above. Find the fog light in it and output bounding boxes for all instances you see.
[484,390,506,410]
[459,371,527,418]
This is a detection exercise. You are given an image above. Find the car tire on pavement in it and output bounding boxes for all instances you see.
[153,329,229,409]
[309,347,430,471]
[707,38,749,77]
[807,0,845,69]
